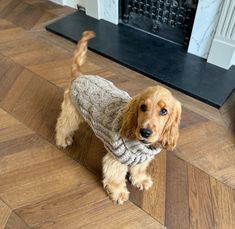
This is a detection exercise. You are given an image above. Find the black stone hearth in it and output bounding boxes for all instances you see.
[46,11,235,108]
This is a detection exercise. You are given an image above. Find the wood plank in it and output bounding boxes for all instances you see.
[0,0,21,18]
[0,108,64,174]
[0,142,64,175]
[166,153,190,229]
[34,29,76,53]
[36,199,163,229]
[4,211,30,229]
[0,54,24,102]
[177,121,235,189]
[128,151,166,225]
[47,6,75,17]
[27,57,73,89]
[187,164,235,229]
[0,199,12,229]
[16,182,107,227]
[142,151,166,225]
[0,0,60,30]
[127,182,143,209]
[0,25,71,67]
[21,0,61,9]
[0,19,15,30]
[0,156,98,209]
[179,109,208,129]
[0,110,44,160]
[27,58,103,89]
[1,68,63,143]
[9,39,72,67]
[0,26,27,44]
[81,131,106,176]
[220,89,235,134]
[210,178,235,229]
[0,132,42,158]
[0,108,30,131]
[188,165,215,229]
[0,36,49,57]
[193,148,235,189]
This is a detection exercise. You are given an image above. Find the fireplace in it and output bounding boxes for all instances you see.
[119,0,198,47]
[46,0,235,108]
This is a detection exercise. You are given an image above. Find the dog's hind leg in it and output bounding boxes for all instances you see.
[55,90,83,148]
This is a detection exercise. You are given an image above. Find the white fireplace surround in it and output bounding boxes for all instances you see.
[51,0,235,69]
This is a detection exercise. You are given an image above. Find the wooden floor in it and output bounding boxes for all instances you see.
[0,0,235,229]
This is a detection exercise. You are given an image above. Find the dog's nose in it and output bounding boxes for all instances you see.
[140,128,152,138]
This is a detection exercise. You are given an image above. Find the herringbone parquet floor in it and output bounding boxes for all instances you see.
[0,1,235,229]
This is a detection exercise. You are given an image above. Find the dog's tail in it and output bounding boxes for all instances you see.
[71,31,95,80]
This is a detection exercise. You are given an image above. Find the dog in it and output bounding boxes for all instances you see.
[55,31,182,204]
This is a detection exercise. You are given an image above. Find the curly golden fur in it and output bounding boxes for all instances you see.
[55,31,182,205]
[120,86,181,151]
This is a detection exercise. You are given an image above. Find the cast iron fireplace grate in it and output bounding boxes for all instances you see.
[119,0,198,46]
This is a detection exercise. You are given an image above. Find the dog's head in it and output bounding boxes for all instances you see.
[120,86,182,150]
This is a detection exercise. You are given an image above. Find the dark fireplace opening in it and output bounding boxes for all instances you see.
[119,0,198,47]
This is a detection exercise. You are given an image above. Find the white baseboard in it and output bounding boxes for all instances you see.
[50,0,63,5]
[49,0,78,8]
[207,38,235,69]
[64,0,78,8]
[77,0,85,8]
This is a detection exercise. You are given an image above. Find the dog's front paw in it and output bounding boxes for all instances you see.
[130,175,153,191]
[56,134,73,148]
[109,188,129,205]
[104,184,129,205]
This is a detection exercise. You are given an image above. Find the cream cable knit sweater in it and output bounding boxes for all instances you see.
[70,75,161,166]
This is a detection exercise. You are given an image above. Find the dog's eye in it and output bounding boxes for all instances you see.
[160,108,168,116]
[140,104,147,112]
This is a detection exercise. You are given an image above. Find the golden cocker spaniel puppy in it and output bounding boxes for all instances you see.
[55,31,182,204]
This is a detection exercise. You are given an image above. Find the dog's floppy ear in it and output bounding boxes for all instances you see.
[120,95,139,139]
[159,100,181,151]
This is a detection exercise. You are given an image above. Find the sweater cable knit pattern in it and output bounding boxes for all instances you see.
[70,75,161,166]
